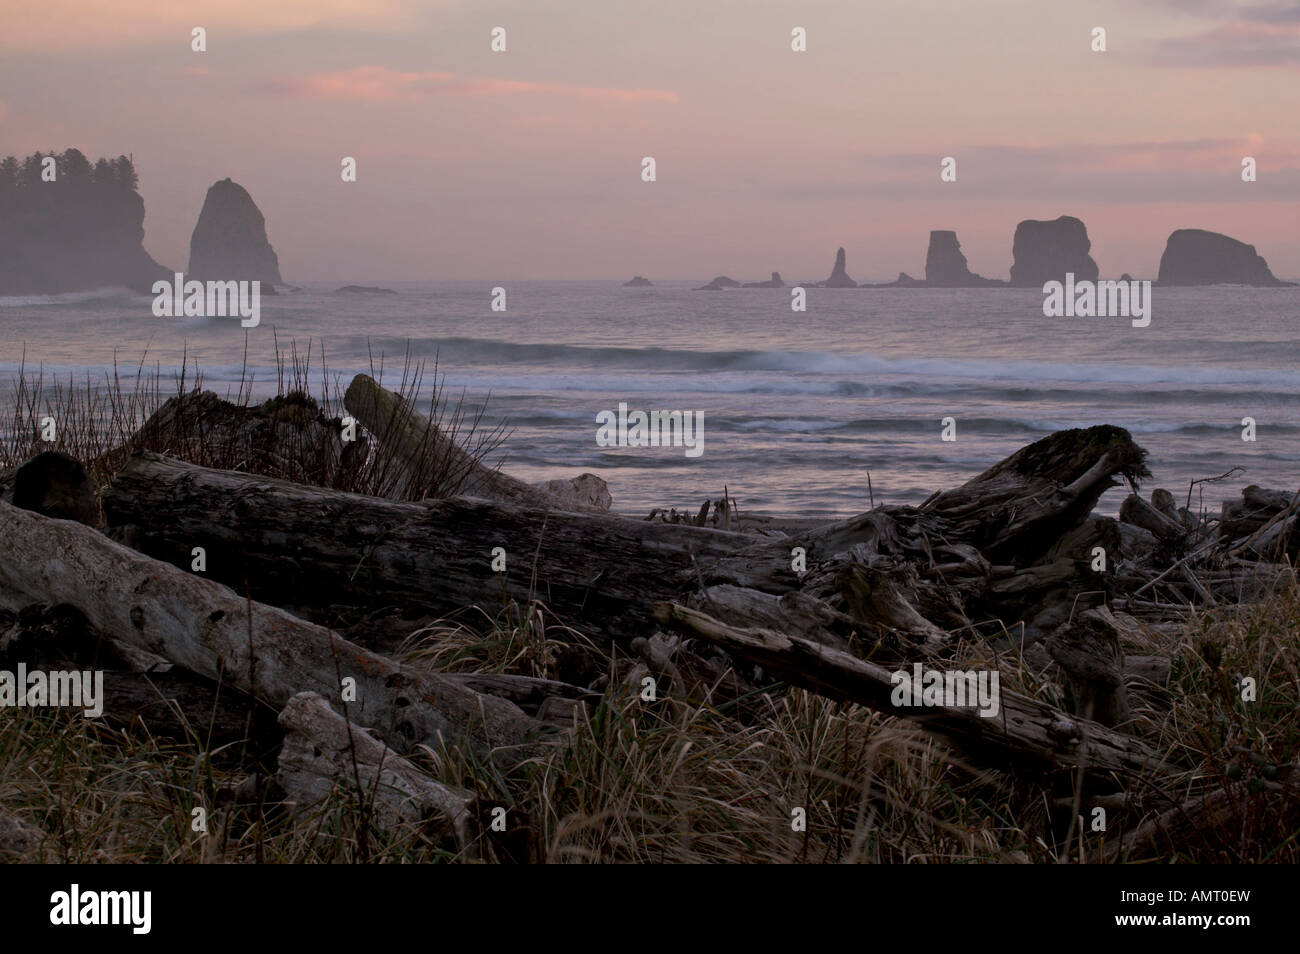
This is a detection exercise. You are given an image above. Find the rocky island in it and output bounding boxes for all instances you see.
[0,149,170,294]
[336,285,397,295]
[1157,229,1293,286]
[925,230,1001,286]
[1009,215,1098,287]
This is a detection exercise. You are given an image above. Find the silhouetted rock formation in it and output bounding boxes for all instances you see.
[188,178,282,285]
[1009,216,1098,287]
[822,247,857,287]
[336,285,396,295]
[623,276,653,287]
[1157,229,1292,286]
[0,150,170,294]
[925,230,1000,286]
[876,272,922,287]
[1119,273,1134,282]
[743,271,784,288]
[693,275,740,291]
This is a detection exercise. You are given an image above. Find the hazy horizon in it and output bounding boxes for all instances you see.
[4,0,1298,281]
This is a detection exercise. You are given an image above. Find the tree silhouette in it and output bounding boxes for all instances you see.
[58,148,92,179]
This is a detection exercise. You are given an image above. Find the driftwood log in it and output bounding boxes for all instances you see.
[344,373,610,511]
[276,691,473,845]
[652,602,1168,778]
[0,500,550,762]
[103,452,750,639]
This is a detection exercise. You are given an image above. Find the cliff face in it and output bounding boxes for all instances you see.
[924,230,999,286]
[1009,216,1098,287]
[823,247,857,287]
[1157,229,1290,286]
[188,178,282,284]
[0,150,170,294]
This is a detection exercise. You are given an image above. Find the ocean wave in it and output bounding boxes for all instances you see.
[0,287,145,308]
[317,335,1300,390]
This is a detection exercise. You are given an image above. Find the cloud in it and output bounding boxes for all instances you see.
[259,66,681,104]
[1,0,416,52]
[1143,1,1300,67]
[1147,0,1300,22]
[742,137,1300,204]
[1153,20,1300,67]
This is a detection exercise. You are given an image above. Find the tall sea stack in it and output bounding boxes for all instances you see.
[1009,216,1098,287]
[1157,229,1291,286]
[188,178,282,284]
[823,247,857,287]
[924,230,998,286]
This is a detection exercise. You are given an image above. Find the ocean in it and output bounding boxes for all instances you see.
[2,281,1298,518]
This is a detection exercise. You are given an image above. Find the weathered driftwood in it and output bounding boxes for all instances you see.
[921,425,1151,564]
[125,389,360,489]
[1045,608,1132,728]
[344,373,610,511]
[1091,780,1287,863]
[103,452,751,640]
[101,428,1175,671]
[1120,493,1185,543]
[652,602,1168,778]
[276,691,472,845]
[0,501,549,761]
[440,672,599,725]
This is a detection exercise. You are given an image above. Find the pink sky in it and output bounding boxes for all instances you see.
[2,0,1297,280]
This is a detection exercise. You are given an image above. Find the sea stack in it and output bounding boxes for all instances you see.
[823,247,857,287]
[743,271,784,288]
[1009,215,1098,287]
[924,230,998,286]
[188,178,282,285]
[1157,229,1291,286]
[623,275,653,287]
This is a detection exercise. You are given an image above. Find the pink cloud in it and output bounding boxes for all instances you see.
[262,66,680,104]
[1154,19,1300,67]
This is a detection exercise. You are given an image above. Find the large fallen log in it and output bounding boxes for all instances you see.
[652,602,1170,778]
[103,452,752,639]
[0,501,549,762]
[101,428,1167,657]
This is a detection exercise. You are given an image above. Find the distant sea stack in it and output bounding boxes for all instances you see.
[1157,229,1292,286]
[925,230,1000,286]
[742,271,784,288]
[1009,216,1098,287]
[623,275,653,287]
[188,178,282,285]
[693,275,740,290]
[336,285,396,295]
[884,272,923,287]
[822,248,857,287]
[0,149,170,294]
